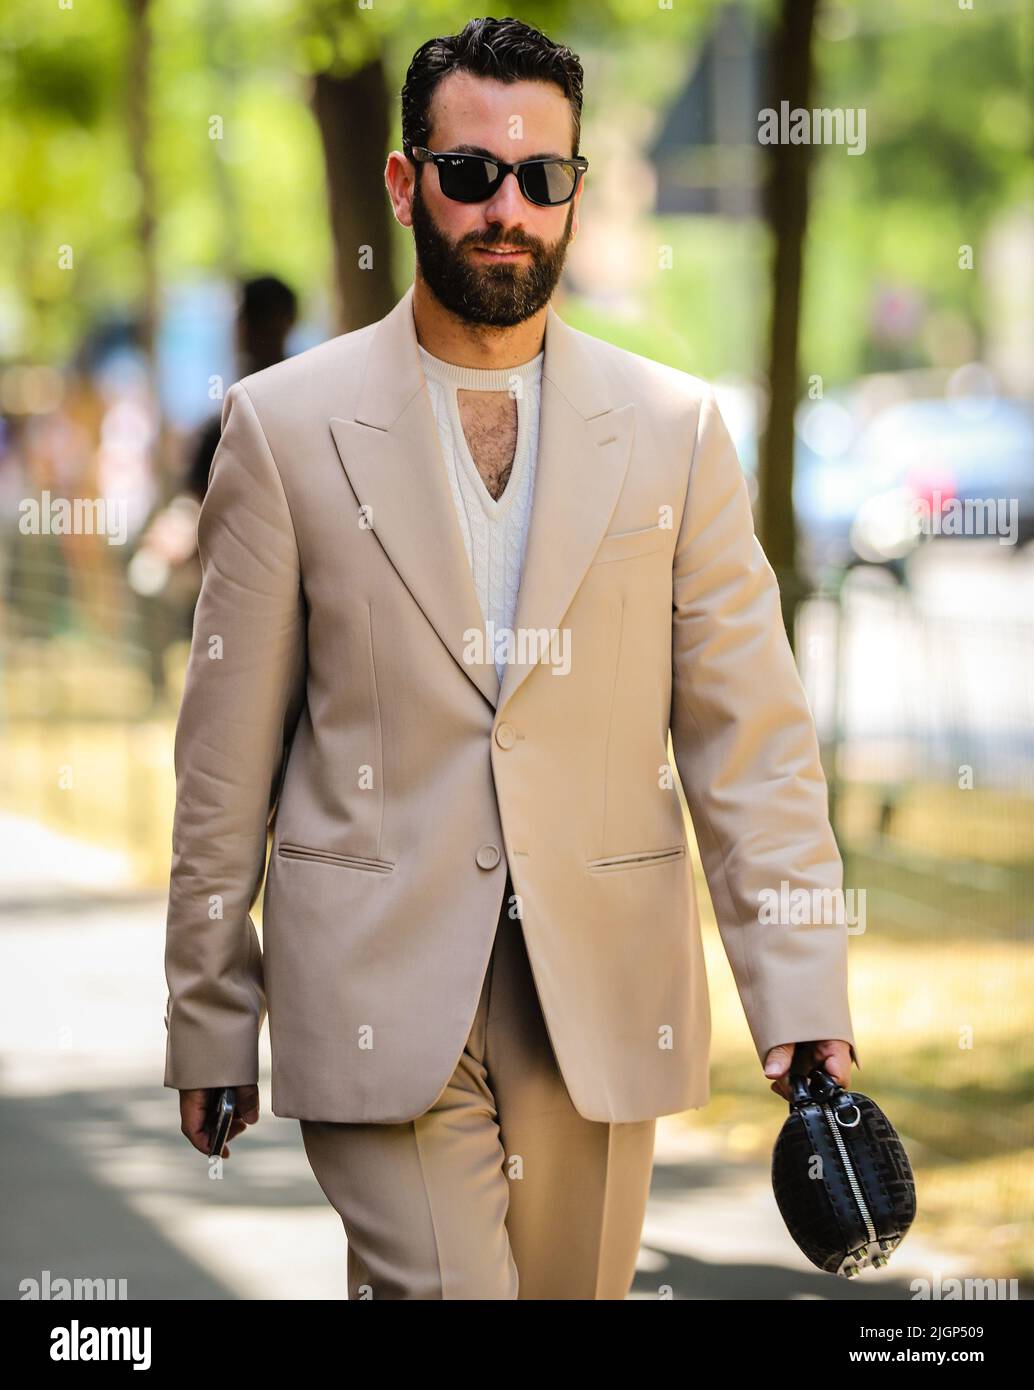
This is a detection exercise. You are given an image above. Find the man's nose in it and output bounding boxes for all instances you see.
[484,169,528,219]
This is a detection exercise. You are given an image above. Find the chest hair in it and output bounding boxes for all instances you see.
[457,389,519,501]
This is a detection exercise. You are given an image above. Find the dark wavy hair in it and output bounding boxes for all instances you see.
[401,16,585,167]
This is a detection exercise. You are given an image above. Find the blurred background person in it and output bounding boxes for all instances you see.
[127,275,299,698]
[184,275,299,505]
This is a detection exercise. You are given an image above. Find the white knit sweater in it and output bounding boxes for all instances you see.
[417,343,543,684]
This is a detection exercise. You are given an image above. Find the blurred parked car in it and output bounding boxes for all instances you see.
[723,375,1034,586]
[845,397,1034,570]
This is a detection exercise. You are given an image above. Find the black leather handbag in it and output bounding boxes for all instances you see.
[771,1067,917,1277]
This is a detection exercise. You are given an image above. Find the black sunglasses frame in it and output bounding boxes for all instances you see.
[409,146,588,207]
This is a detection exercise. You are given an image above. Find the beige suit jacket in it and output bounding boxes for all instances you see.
[163,282,859,1123]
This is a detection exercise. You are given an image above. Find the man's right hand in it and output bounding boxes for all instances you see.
[179,1085,260,1157]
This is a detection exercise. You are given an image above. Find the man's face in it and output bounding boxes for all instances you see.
[406,72,582,327]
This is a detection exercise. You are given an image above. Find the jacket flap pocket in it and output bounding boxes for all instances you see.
[587,844,686,872]
[277,842,395,873]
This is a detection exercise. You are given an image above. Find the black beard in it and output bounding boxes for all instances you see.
[410,175,574,328]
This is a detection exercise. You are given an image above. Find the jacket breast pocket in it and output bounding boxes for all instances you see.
[592,523,669,565]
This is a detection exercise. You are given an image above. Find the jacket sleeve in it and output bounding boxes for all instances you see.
[669,385,860,1070]
[163,381,306,1091]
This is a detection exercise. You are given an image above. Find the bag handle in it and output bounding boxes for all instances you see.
[788,1065,852,1112]
[805,1064,863,1125]
[789,1072,814,1107]
[807,1067,841,1101]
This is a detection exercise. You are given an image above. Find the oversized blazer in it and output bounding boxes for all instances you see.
[163,282,860,1124]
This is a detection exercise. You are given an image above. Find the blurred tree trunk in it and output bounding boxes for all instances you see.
[203,0,240,279]
[312,59,397,332]
[757,0,819,651]
[125,0,158,368]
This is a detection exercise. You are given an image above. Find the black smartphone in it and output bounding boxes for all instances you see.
[205,1086,237,1159]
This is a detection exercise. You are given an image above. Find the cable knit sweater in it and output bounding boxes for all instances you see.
[416,342,543,685]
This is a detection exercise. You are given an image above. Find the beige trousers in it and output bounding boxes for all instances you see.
[299,874,657,1299]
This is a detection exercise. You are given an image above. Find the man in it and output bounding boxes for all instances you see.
[164,17,860,1300]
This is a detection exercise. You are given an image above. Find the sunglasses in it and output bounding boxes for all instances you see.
[409,146,588,207]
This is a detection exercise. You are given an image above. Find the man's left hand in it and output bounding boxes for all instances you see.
[763,1040,853,1101]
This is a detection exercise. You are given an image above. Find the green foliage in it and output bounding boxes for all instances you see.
[1,0,1029,384]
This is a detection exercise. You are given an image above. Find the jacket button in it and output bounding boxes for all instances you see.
[495,723,516,749]
[475,844,501,870]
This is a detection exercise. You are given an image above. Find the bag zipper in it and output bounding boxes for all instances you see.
[820,1101,877,1245]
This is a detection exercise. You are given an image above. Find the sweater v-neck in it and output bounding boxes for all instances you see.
[417,344,543,517]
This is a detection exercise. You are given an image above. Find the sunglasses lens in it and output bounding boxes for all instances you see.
[522,161,578,205]
[438,155,498,202]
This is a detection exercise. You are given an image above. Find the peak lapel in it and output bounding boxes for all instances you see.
[329,286,499,708]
